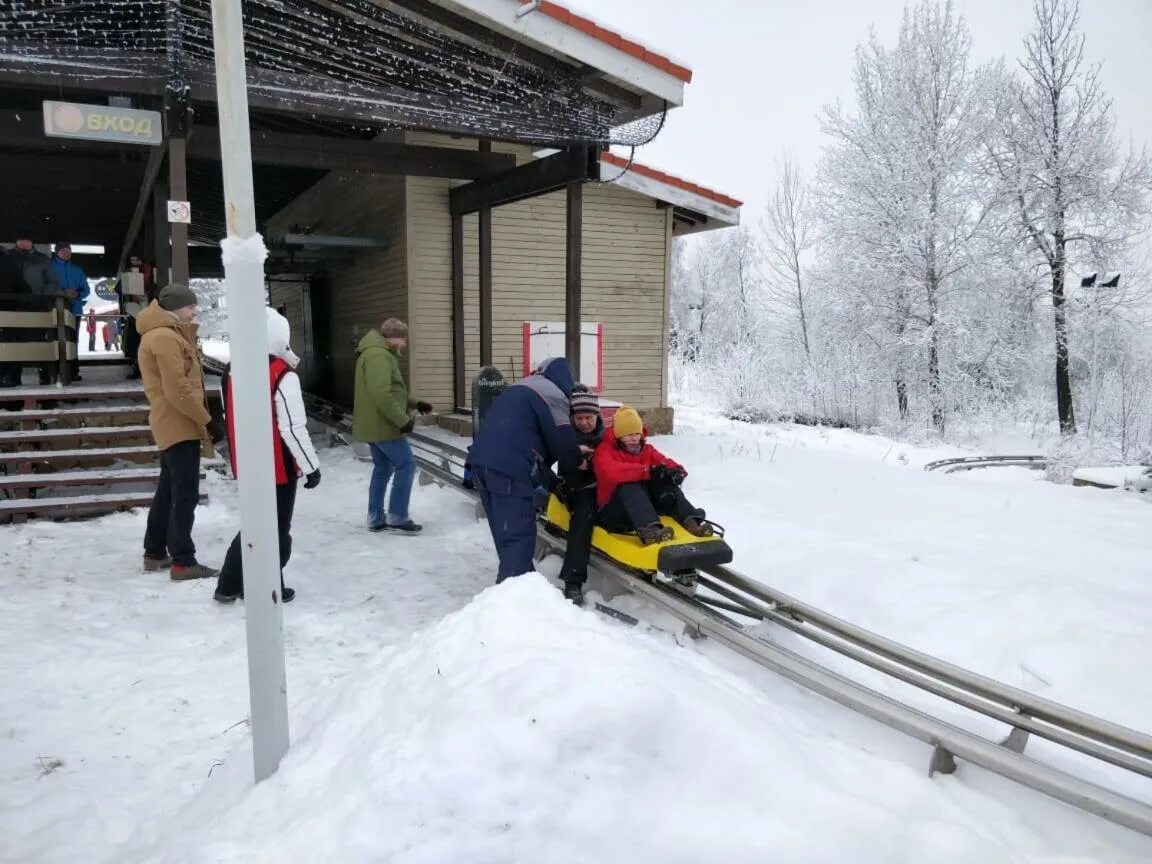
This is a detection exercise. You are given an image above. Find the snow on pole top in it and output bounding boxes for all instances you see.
[219,234,268,268]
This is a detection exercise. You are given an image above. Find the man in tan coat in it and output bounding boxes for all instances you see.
[138,283,217,580]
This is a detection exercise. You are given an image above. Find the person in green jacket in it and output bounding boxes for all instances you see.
[353,317,433,533]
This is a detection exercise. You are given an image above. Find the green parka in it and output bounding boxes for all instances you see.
[352,329,418,442]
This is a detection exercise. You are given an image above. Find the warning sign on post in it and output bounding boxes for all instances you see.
[167,201,191,224]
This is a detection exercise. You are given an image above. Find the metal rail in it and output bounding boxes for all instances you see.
[924,455,1047,473]
[271,383,1152,837]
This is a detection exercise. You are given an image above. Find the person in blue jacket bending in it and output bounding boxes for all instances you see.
[51,242,90,381]
[468,357,585,583]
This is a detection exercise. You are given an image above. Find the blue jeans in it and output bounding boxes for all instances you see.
[367,438,415,527]
[473,466,537,582]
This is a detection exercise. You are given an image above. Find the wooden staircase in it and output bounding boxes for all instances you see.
[0,367,222,522]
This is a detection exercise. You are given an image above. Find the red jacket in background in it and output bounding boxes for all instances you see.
[593,425,684,508]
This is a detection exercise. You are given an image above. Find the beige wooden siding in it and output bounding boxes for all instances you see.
[404,132,529,408]
[581,181,669,408]
[264,171,407,407]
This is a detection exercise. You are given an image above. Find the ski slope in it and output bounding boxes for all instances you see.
[1,411,1150,862]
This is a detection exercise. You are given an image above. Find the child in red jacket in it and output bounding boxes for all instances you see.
[592,406,713,544]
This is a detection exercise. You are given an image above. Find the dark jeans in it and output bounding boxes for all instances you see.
[558,476,597,586]
[123,315,140,372]
[144,440,202,566]
[88,332,96,352]
[598,476,704,534]
[215,477,297,597]
[473,465,537,583]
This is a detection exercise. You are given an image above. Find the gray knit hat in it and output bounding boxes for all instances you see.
[570,385,600,416]
[380,317,409,338]
[158,282,198,311]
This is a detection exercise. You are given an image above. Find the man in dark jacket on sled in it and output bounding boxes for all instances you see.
[553,385,604,606]
[593,406,714,544]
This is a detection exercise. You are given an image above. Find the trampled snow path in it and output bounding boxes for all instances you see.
[1,416,1151,862]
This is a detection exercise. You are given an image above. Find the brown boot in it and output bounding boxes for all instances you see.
[636,522,674,545]
[170,563,219,581]
[682,517,714,538]
[143,554,172,572]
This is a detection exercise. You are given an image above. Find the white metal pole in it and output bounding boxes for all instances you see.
[209,0,289,783]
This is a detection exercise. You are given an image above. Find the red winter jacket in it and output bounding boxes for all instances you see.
[593,425,684,508]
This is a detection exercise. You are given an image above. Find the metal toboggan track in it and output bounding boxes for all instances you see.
[205,364,1151,839]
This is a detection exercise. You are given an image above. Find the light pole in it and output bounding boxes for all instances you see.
[210,0,290,783]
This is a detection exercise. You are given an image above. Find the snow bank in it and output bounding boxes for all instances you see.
[114,574,1148,863]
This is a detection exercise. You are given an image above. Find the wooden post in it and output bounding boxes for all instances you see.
[478,140,493,367]
[451,211,466,410]
[565,173,583,380]
[169,131,190,286]
[153,182,172,284]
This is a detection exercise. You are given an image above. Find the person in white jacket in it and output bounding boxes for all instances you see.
[214,308,321,604]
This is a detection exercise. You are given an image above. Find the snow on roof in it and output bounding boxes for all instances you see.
[600,152,742,228]
[525,0,693,82]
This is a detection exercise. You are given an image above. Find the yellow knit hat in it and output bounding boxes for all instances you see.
[612,406,643,438]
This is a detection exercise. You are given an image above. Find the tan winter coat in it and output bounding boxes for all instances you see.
[137,301,211,451]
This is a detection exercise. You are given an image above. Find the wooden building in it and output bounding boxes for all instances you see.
[0,0,740,432]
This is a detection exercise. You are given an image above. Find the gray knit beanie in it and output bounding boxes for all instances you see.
[158,282,198,311]
[570,385,600,416]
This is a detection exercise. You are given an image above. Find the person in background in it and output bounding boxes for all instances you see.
[137,283,217,580]
[214,308,321,605]
[9,232,60,385]
[51,242,89,381]
[0,247,31,389]
[468,357,584,584]
[86,309,97,352]
[352,317,432,534]
[110,316,121,351]
[120,253,155,379]
[554,384,605,606]
[102,319,112,351]
[593,406,714,544]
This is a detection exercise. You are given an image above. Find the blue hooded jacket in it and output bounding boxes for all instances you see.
[51,256,90,316]
[468,357,583,485]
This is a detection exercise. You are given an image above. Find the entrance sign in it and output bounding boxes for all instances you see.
[523,321,603,391]
[42,100,162,146]
[167,200,192,224]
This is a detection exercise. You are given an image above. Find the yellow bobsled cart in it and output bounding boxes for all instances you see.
[542,493,733,594]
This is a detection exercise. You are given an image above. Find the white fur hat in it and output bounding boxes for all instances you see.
[266,307,301,369]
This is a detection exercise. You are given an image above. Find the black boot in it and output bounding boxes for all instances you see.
[562,580,585,606]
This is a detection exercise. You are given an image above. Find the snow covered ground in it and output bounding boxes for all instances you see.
[2,411,1152,862]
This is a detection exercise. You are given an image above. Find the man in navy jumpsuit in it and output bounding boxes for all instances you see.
[468,357,584,582]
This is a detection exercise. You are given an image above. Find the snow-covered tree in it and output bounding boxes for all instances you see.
[989,0,1152,433]
[762,155,816,359]
[819,0,1001,430]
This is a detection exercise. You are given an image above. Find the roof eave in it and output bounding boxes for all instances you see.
[433,0,688,108]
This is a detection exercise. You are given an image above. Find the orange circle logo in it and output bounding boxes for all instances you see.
[52,104,85,134]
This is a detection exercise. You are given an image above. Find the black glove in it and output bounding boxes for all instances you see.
[416,401,434,415]
[400,418,415,435]
[304,469,321,489]
[649,464,669,481]
[670,468,687,486]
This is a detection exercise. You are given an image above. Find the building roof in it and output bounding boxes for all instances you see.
[525,1,693,83]
[600,152,741,233]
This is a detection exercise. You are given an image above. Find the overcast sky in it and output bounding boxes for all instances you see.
[572,0,1152,217]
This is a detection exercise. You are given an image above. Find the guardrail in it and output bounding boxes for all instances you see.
[924,455,1047,473]
[0,294,78,385]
